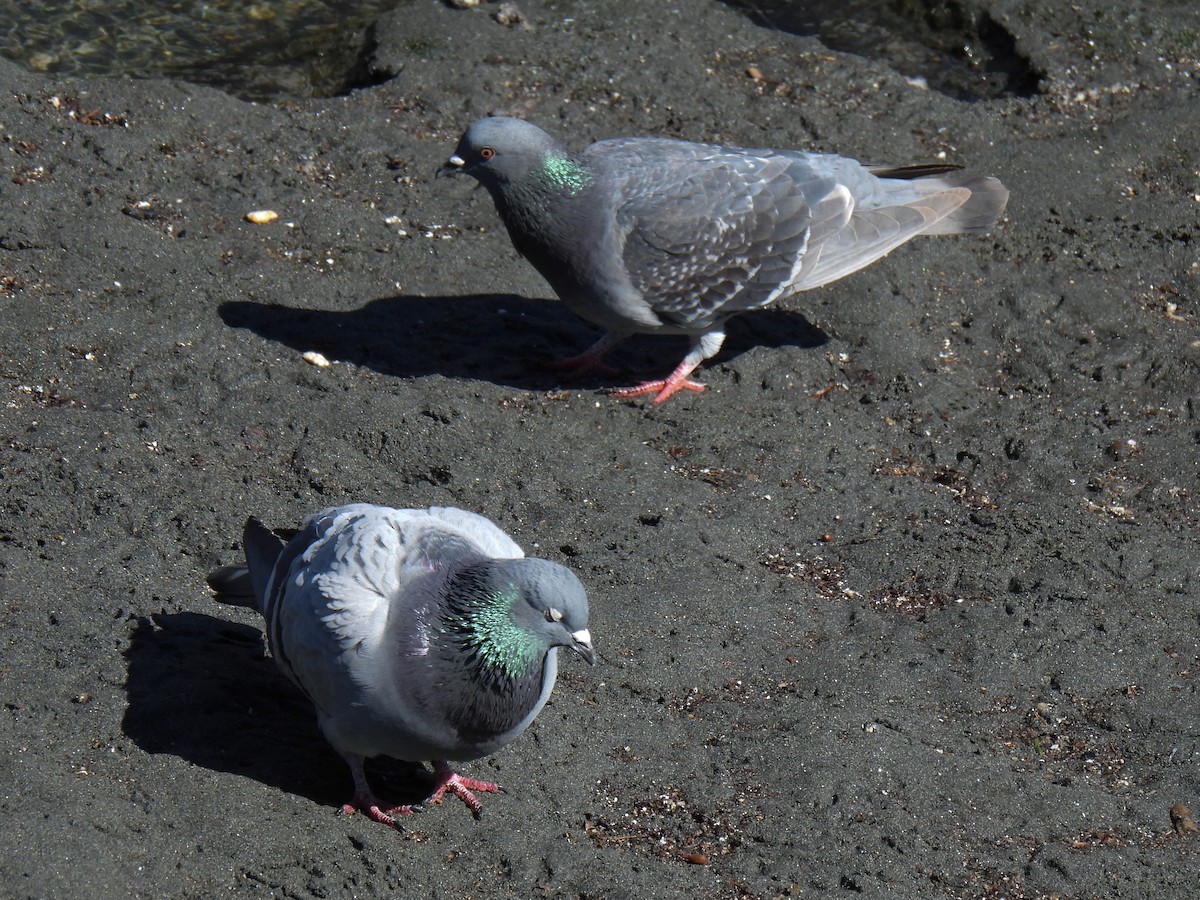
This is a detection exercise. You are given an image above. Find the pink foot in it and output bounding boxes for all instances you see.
[542,331,626,379]
[339,791,416,829]
[426,761,501,819]
[607,351,708,403]
[339,752,419,828]
[609,376,706,403]
[546,351,620,378]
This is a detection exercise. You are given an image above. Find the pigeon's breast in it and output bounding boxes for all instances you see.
[442,647,559,759]
[497,177,666,334]
[328,665,555,763]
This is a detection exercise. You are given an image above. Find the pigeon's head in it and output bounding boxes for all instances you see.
[505,558,595,666]
[449,556,595,668]
[438,117,572,192]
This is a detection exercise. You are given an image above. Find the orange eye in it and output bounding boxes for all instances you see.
[479,146,495,160]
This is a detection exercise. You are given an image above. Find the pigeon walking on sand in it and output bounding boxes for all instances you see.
[207,503,595,827]
[439,117,1009,402]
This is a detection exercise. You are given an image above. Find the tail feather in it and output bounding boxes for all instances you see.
[205,517,289,613]
[206,563,257,606]
[242,516,289,612]
[792,188,971,291]
[925,175,1008,234]
[878,167,1009,235]
[868,162,966,180]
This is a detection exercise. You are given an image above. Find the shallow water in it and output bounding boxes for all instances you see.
[0,0,402,100]
[724,0,1041,100]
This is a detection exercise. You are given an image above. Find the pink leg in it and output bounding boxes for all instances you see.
[425,761,501,819]
[546,331,626,378]
[338,753,416,828]
[608,331,724,403]
[609,357,706,403]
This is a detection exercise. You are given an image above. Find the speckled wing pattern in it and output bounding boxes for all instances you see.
[598,139,825,329]
[593,139,976,328]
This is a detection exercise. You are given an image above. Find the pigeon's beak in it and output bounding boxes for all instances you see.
[570,628,596,666]
[436,154,466,178]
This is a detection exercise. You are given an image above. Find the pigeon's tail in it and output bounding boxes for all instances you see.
[205,518,290,612]
[206,564,258,607]
[242,517,289,614]
[916,176,1008,234]
[871,164,1009,235]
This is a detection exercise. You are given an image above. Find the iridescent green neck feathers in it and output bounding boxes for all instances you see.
[538,153,589,196]
[441,568,543,682]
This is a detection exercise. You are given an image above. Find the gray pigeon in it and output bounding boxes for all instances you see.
[206,502,595,826]
[439,117,1009,402]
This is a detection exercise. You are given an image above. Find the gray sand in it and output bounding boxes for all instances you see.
[1,1,1198,896]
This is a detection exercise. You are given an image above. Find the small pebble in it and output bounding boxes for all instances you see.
[1170,802,1198,836]
[245,210,279,224]
[303,351,331,368]
[493,1,527,26]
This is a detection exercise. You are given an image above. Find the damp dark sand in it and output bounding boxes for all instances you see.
[1,1,1198,896]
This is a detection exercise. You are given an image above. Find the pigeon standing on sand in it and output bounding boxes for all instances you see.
[206,503,595,826]
[438,117,1009,402]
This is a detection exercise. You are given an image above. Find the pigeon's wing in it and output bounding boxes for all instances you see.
[598,140,833,327]
[265,506,407,709]
[788,190,970,291]
[421,507,524,561]
[782,155,1004,291]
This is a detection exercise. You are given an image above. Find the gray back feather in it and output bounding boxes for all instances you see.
[585,137,1007,324]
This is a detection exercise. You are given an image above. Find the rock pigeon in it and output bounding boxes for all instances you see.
[438,116,1009,402]
[206,502,595,826]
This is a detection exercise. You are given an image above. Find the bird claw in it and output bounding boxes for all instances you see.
[543,351,620,378]
[426,766,501,819]
[340,793,417,829]
[608,377,706,403]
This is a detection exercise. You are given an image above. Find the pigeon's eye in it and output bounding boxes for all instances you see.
[545,608,563,623]
[479,146,495,160]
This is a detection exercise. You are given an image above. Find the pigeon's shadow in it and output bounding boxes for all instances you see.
[121,611,433,810]
[218,293,827,389]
